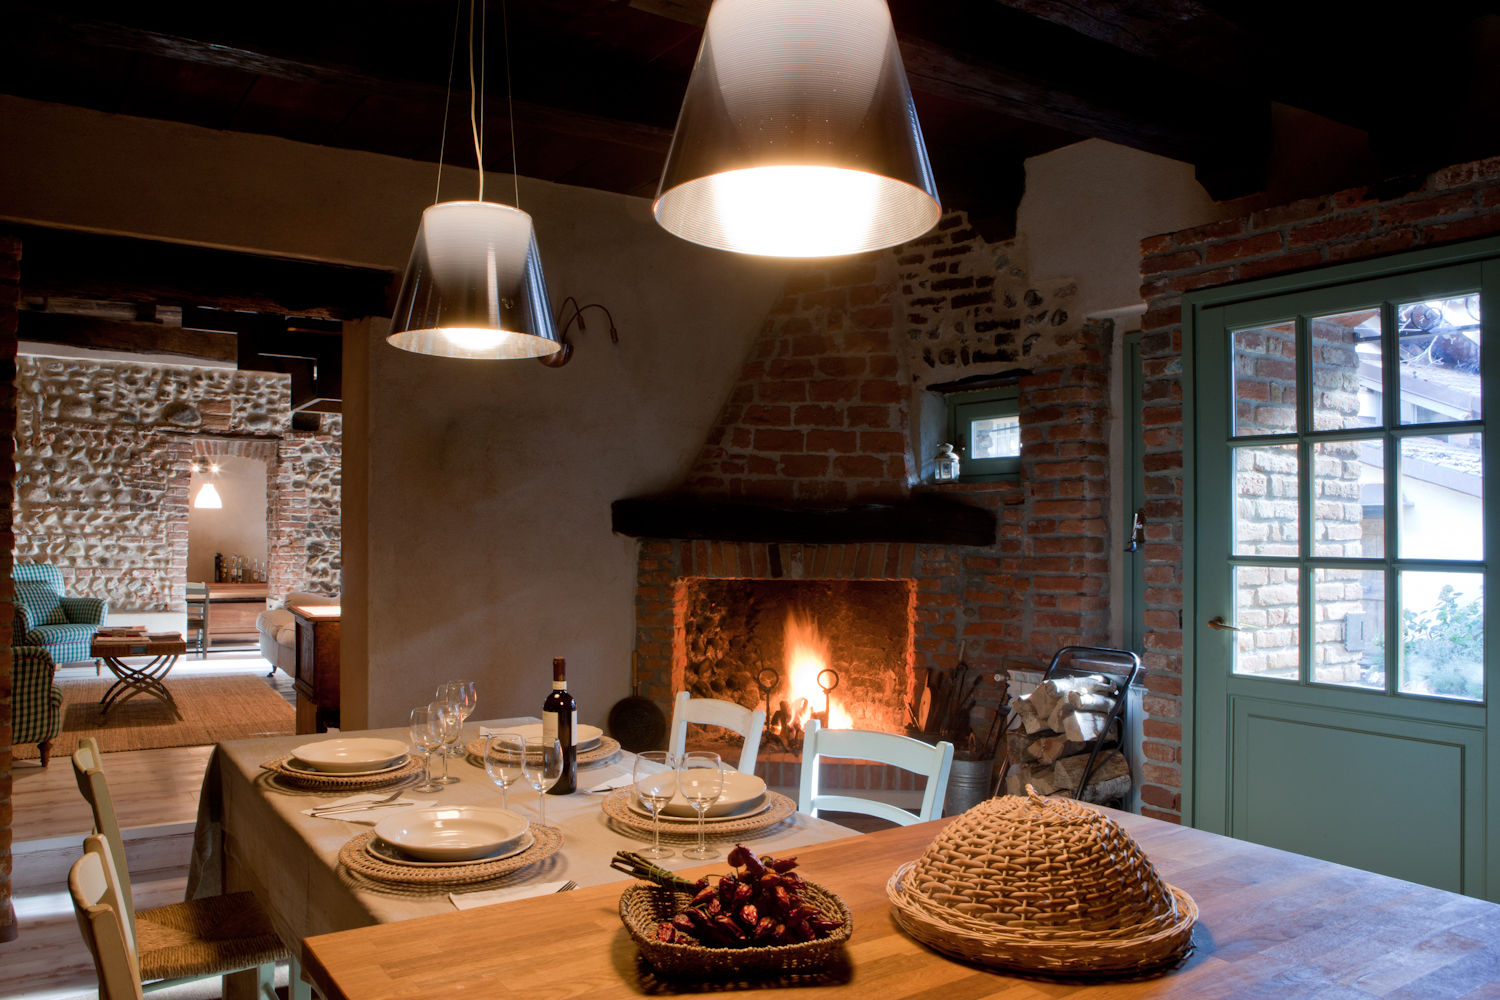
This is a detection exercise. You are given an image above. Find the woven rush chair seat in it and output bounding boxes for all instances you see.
[135,891,285,981]
[887,788,1196,975]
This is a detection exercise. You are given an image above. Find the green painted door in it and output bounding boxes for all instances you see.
[1192,250,1499,899]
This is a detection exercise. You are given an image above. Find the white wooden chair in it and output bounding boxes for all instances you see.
[797,719,955,826]
[68,835,281,1000]
[667,690,766,774]
[69,739,295,998]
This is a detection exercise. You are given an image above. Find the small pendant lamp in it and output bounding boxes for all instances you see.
[654,0,940,258]
[387,0,561,360]
[194,483,223,509]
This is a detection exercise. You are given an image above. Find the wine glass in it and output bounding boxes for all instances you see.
[632,751,677,859]
[676,751,725,860]
[523,738,563,826]
[483,732,526,810]
[428,701,461,785]
[438,680,477,756]
[407,706,444,793]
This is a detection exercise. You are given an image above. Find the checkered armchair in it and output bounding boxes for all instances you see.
[12,645,64,765]
[13,563,108,665]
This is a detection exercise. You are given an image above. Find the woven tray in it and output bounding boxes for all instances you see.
[465,735,621,768]
[260,754,424,791]
[600,787,795,838]
[338,825,563,887]
[885,790,1196,976]
[619,880,851,977]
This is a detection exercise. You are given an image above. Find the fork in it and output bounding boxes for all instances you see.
[309,789,407,816]
[555,880,578,893]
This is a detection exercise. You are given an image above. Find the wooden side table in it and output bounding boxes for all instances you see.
[290,604,341,734]
[91,634,188,718]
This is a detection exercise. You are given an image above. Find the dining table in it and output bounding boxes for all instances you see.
[187,717,856,994]
[297,803,1500,1000]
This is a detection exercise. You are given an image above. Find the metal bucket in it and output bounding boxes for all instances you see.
[943,757,994,817]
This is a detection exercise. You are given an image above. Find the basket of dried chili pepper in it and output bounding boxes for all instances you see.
[614,845,852,977]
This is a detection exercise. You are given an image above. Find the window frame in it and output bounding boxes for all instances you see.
[946,385,1021,481]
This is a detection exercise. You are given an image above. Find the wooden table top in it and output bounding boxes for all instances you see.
[300,808,1500,1000]
[91,633,187,655]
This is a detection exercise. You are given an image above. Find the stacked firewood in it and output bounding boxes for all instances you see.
[1001,673,1130,804]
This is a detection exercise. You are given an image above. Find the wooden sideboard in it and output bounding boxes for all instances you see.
[205,583,267,648]
[290,603,341,734]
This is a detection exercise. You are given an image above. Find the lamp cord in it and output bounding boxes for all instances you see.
[502,0,520,207]
[468,0,484,200]
[433,0,464,205]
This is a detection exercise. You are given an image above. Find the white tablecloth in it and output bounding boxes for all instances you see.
[189,719,852,945]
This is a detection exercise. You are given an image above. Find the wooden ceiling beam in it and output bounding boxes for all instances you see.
[17,311,239,363]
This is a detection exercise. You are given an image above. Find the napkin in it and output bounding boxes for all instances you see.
[586,774,633,793]
[449,881,573,909]
[302,794,419,824]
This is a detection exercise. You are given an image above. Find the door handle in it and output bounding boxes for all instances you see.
[1206,616,1242,632]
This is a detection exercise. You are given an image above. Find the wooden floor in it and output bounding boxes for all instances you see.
[4,656,293,1000]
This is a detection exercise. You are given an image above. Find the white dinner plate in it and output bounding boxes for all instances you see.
[508,723,603,751]
[283,755,408,778]
[374,807,530,862]
[291,738,410,773]
[366,831,534,868]
[629,789,773,822]
[633,770,767,818]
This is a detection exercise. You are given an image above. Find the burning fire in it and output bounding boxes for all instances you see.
[783,610,852,730]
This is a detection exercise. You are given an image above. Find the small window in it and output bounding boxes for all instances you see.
[949,387,1021,479]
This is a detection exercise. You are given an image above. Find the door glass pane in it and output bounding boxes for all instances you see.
[1313,440,1378,557]
[1400,570,1484,701]
[1233,565,1300,679]
[1314,568,1384,689]
[1398,434,1483,560]
[1234,444,1299,556]
[1398,294,1481,426]
[1311,308,1381,430]
[971,414,1020,459]
[1233,321,1298,436]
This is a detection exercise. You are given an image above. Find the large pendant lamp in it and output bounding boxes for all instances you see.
[387,1,561,360]
[654,0,940,258]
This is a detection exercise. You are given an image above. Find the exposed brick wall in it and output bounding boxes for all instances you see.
[14,358,342,614]
[0,236,19,941]
[639,211,1114,746]
[1135,154,1500,823]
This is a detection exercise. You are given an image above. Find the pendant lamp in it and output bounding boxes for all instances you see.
[654,0,940,258]
[194,483,223,509]
[387,0,561,360]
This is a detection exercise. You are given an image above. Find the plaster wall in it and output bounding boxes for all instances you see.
[0,96,795,727]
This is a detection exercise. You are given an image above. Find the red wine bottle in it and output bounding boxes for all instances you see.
[542,657,578,794]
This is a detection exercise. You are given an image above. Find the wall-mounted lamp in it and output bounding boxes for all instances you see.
[537,297,620,368]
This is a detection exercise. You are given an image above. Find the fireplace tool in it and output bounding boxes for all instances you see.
[815,668,840,728]
[757,667,789,751]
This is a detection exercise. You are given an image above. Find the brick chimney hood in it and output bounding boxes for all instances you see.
[611,493,997,546]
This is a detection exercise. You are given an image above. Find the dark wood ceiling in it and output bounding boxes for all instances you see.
[5,0,1500,241]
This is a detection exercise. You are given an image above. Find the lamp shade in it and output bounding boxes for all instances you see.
[194,483,223,509]
[654,0,940,258]
[388,201,562,359]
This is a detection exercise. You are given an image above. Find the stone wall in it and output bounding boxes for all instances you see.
[1135,154,1500,821]
[640,211,1114,734]
[13,357,341,613]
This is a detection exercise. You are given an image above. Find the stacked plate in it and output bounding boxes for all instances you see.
[629,771,770,820]
[286,738,409,777]
[506,723,605,754]
[370,806,533,866]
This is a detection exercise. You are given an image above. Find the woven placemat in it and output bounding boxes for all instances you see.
[338,825,564,887]
[600,788,795,839]
[260,754,424,791]
[465,735,621,767]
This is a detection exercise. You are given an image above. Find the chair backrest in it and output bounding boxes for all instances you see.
[72,737,134,925]
[797,719,955,826]
[667,691,765,774]
[14,562,65,592]
[69,835,145,1000]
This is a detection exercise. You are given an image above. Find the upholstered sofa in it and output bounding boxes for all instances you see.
[256,591,339,674]
[13,645,64,765]
[13,563,108,665]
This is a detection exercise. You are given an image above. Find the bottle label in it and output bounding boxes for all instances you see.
[543,712,558,744]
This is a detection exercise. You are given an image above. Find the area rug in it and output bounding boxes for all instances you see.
[12,675,295,759]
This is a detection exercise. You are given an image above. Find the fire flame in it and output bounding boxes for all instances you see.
[783,610,852,729]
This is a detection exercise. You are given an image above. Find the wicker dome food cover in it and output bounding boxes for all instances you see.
[887,788,1196,975]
